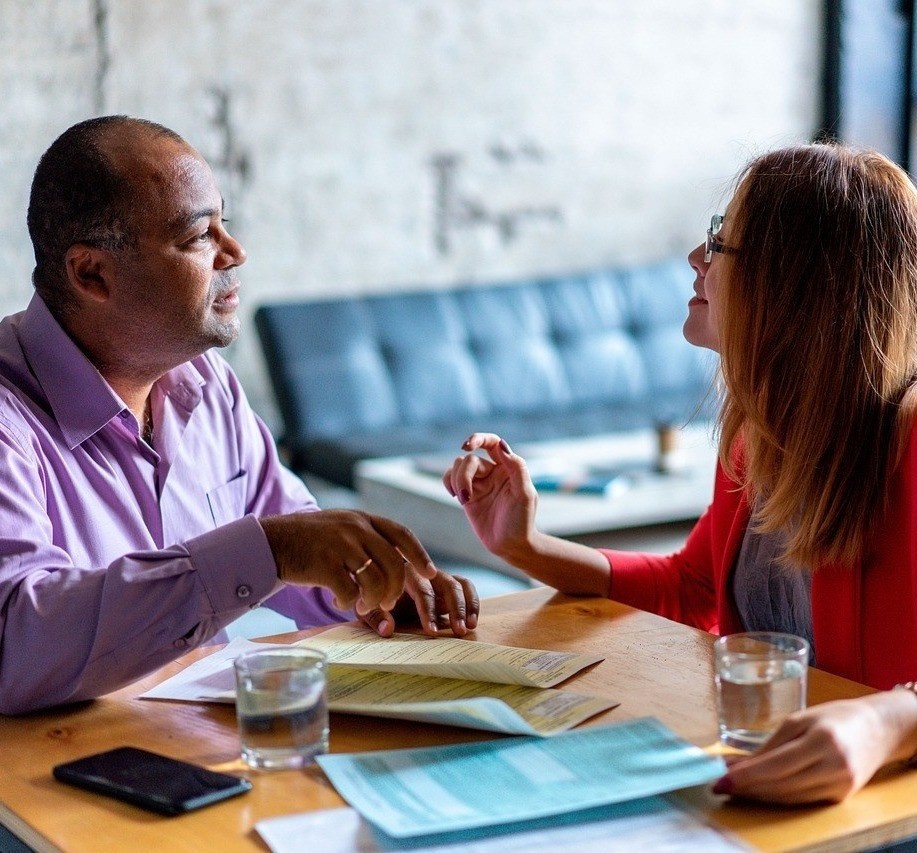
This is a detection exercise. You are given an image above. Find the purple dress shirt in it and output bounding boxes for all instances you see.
[0,295,349,713]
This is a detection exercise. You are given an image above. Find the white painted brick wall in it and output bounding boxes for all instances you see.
[0,0,821,418]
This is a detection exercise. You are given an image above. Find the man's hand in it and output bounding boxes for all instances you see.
[259,509,479,637]
[361,565,480,638]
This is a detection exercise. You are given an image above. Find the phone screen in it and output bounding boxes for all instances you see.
[53,746,252,816]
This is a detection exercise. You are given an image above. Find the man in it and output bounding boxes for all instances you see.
[0,115,478,714]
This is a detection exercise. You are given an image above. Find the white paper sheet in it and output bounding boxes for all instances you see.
[255,799,749,852]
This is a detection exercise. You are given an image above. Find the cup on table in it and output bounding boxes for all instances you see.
[233,647,329,770]
[713,631,809,751]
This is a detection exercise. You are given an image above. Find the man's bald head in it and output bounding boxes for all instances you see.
[27,116,186,318]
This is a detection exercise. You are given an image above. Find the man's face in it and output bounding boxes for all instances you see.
[106,137,247,367]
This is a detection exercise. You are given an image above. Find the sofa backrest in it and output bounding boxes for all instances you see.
[255,258,717,486]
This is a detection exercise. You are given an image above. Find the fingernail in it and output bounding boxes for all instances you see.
[467,613,478,629]
[499,439,512,455]
[377,619,390,634]
[459,488,470,504]
[712,775,733,796]
[462,437,473,450]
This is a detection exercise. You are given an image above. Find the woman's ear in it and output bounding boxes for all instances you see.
[64,244,112,303]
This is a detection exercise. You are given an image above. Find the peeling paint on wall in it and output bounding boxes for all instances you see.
[431,148,562,255]
[92,0,110,114]
[206,87,252,217]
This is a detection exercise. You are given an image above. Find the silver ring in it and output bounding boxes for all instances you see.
[354,558,373,576]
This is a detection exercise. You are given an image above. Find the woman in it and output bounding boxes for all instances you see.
[442,143,917,804]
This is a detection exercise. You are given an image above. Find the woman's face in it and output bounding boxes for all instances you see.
[683,214,730,353]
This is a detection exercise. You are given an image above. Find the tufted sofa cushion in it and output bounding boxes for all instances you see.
[255,258,716,487]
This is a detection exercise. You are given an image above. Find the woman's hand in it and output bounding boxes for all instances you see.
[714,690,917,804]
[441,433,538,563]
[442,434,611,594]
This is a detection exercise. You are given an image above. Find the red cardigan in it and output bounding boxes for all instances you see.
[601,431,917,689]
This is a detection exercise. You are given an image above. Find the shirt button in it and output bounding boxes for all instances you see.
[173,638,188,649]
[236,584,252,599]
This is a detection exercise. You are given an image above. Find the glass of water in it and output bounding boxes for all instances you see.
[713,632,809,751]
[234,647,329,770]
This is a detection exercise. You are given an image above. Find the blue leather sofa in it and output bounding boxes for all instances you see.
[254,258,716,488]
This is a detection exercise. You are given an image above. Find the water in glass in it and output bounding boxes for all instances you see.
[716,657,806,750]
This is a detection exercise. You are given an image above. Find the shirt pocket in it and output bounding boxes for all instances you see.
[206,470,249,527]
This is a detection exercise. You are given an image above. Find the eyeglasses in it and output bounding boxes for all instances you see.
[704,214,730,263]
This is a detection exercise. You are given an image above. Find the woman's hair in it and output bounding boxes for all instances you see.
[717,143,917,569]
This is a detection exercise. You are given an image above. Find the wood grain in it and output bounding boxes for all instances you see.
[0,587,910,853]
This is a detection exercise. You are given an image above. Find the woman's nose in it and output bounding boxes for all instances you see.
[687,241,707,274]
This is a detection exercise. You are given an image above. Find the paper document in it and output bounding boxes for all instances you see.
[299,624,602,687]
[141,637,274,702]
[315,716,727,839]
[141,630,615,736]
[256,799,749,852]
[325,667,615,736]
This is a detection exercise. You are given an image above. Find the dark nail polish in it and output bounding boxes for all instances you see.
[499,439,512,455]
[459,488,470,505]
[712,775,733,796]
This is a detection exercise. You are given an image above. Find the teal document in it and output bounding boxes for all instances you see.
[316,716,726,839]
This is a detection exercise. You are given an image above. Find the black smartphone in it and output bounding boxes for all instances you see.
[52,746,252,816]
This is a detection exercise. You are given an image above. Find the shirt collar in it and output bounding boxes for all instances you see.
[18,294,206,449]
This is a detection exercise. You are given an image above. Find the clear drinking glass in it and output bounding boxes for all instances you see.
[234,647,329,770]
[713,631,809,751]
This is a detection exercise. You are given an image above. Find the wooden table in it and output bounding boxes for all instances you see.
[0,587,913,852]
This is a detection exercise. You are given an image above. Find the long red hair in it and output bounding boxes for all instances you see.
[717,144,917,568]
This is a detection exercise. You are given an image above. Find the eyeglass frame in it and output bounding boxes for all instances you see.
[704,214,732,263]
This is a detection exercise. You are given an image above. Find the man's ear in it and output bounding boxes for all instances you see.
[64,244,112,303]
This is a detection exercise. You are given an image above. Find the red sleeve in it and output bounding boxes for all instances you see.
[598,506,719,631]
[596,452,750,635]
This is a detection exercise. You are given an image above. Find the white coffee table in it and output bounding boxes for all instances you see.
[355,425,718,579]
